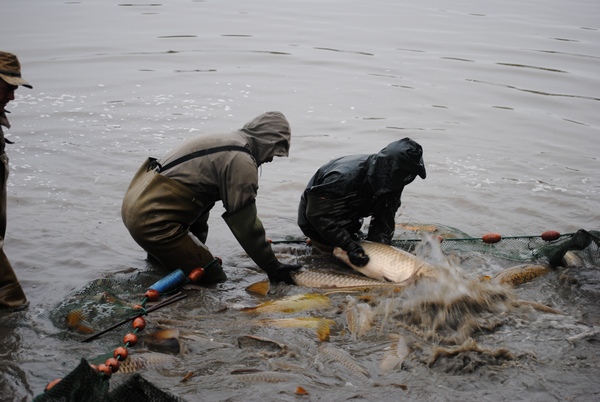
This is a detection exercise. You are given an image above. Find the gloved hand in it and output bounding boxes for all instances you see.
[264,261,302,285]
[346,242,370,267]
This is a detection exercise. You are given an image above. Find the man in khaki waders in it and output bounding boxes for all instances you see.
[0,51,31,310]
[122,111,301,286]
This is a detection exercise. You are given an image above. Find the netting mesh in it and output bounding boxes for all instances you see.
[392,225,600,267]
[33,359,184,402]
[33,226,599,401]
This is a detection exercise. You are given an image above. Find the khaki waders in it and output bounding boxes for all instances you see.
[121,158,226,284]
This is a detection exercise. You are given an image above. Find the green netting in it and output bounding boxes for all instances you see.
[33,358,184,402]
[391,225,600,267]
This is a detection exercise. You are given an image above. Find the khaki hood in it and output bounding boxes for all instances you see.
[239,111,291,166]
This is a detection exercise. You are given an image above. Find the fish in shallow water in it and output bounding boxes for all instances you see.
[345,296,374,338]
[292,269,404,290]
[242,293,331,314]
[253,316,335,330]
[380,334,411,374]
[230,369,302,383]
[116,352,177,374]
[333,241,436,283]
[492,263,552,286]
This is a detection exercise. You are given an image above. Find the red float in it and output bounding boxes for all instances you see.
[105,357,121,373]
[97,364,112,377]
[541,230,560,241]
[45,378,61,391]
[123,333,138,347]
[144,289,160,302]
[114,346,128,361]
[188,267,205,283]
[482,232,502,244]
[132,316,146,331]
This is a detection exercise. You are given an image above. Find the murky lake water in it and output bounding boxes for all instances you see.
[1,0,599,401]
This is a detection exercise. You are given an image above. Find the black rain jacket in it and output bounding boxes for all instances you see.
[297,137,426,250]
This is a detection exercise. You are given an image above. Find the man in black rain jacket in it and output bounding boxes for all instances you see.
[297,138,426,267]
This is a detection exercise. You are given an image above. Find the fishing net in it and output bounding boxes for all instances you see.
[391,225,600,267]
[34,267,203,402]
[33,227,599,401]
[33,358,184,402]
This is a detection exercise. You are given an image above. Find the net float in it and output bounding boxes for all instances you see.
[144,289,160,302]
[541,230,560,241]
[45,378,61,392]
[482,233,502,244]
[114,346,129,361]
[188,267,205,283]
[132,316,146,331]
[123,333,138,347]
[105,357,121,373]
[97,363,112,377]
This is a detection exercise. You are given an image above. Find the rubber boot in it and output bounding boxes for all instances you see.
[197,258,227,285]
[0,249,27,310]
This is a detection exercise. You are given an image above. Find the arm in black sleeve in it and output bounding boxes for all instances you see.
[366,193,402,245]
[304,191,358,250]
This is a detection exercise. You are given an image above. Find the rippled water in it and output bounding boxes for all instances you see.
[1,0,599,401]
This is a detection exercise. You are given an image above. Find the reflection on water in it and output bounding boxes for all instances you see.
[2,0,599,400]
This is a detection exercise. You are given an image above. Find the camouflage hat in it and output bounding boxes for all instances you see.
[0,51,32,89]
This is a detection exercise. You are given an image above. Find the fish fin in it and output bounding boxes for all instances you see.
[246,280,270,296]
[316,319,331,342]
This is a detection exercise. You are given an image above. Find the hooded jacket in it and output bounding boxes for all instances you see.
[298,137,425,249]
[158,111,291,215]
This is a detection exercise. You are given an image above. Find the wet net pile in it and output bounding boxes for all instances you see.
[33,227,599,401]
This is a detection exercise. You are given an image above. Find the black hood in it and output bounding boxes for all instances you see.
[367,137,426,197]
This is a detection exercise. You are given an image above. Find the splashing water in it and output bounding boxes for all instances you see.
[390,234,517,344]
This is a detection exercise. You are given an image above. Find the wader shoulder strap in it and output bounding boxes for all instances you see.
[152,145,253,173]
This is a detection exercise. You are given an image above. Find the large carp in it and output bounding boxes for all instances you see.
[291,269,403,290]
[333,241,436,283]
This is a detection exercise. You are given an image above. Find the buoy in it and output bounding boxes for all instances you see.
[97,363,112,377]
[144,289,160,302]
[123,333,138,347]
[114,346,128,361]
[105,357,120,373]
[188,267,205,283]
[541,230,560,241]
[45,378,61,392]
[482,232,502,244]
[149,269,187,294]
[132,316,146,331]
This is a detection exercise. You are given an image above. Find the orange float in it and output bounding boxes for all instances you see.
[132,316,146,331]
[482,232,502,244]
[188,267,205,283]
[144,289,160,302]
[114,346,128,361]
[123,333,138,347]
[45,378,61,391]
[105,358,120,373]
[541,230,560,241]
[97,364,112,377]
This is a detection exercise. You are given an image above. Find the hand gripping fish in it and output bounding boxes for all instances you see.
[333,241,436,283]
